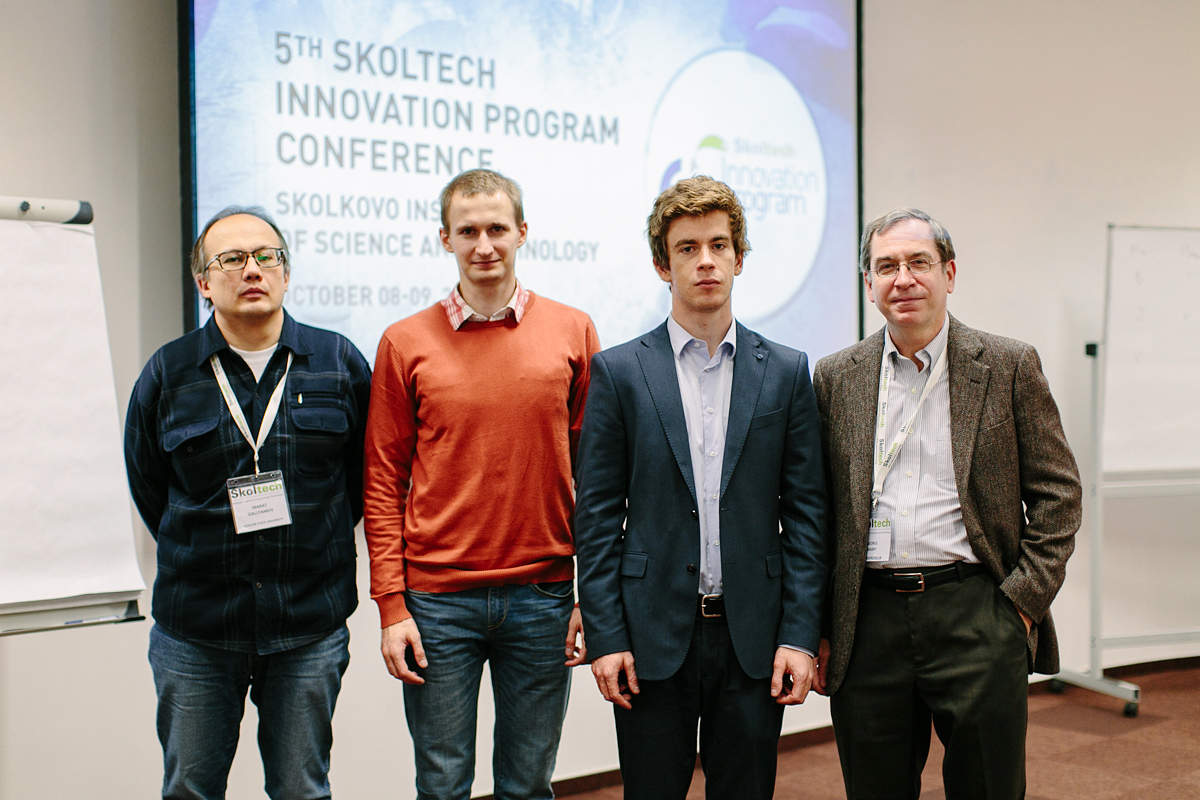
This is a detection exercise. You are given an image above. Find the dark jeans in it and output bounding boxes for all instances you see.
[402,581,575,800]
[148,624,350,800]
[613,612,784,800]
[831,571,1029,800]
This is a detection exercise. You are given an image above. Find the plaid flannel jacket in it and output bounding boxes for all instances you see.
[125,312,371,654]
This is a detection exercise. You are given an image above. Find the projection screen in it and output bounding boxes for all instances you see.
[184,0,860,361]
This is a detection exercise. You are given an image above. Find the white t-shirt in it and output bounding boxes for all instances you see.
[229,343,279,382]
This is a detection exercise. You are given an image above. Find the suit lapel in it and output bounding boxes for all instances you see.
[720,323,767,497]
[947,316,989,496]
[635,322,697,504]
[844,332,885,551]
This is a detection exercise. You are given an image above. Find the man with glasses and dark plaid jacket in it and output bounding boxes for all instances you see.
[125,205,371,800]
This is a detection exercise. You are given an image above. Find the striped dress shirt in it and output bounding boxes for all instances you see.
[871,315,978,568]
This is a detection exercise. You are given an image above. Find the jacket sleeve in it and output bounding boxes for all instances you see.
[124,354,168,538]
[811,357,836,641]
[573,352,634,658]
[776,353,830,652]
[999,345,1082,621]
[342,338,372,526]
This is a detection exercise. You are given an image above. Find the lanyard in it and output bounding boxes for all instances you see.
[210,351,293,475]
[871,342,947,510]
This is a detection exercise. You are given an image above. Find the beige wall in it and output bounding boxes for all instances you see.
[2,1,1198,797]
[859,0,1200,675]
[0,2,179,798]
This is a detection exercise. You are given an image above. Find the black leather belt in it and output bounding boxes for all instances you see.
[863,562,986,593]
[698,594,725,617]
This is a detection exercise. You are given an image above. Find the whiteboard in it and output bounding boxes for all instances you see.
[0,220,144,627]
[1102,226,1200,476]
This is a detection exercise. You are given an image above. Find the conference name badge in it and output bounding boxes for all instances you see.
[866,518,892,563]
[226,471,292,534]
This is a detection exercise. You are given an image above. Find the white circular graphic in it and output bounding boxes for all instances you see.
[645,49,828,321]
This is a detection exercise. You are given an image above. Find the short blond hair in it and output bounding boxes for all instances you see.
[439,169,523,231]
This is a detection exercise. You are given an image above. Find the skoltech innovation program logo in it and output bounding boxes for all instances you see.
[659,135,727,192]
[645,51,828,321]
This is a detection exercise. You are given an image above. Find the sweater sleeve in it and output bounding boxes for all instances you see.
[363,332,418,626]
[568,316,602,475]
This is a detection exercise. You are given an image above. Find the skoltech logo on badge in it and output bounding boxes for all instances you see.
[229,479,284,500]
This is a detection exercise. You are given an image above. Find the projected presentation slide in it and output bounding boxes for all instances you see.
[188,0,858,361]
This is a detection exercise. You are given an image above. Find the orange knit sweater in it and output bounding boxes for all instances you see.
[363,293,600,627]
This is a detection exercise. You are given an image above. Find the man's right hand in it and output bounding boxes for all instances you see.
[812,638,831,695]
[591,651,639,710]
[381,618,428,685]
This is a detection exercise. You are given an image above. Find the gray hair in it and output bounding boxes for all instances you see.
[859,208,955,275]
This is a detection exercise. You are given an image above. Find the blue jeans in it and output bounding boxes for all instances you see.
[148,624,350,800]
[403,582,575,800]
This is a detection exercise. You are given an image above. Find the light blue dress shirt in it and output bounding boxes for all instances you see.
[666,316,737,596]
[665,316,811,657]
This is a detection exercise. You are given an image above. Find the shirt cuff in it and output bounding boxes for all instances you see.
[778,643,815,658]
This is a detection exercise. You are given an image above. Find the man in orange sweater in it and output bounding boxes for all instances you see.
[364,169,600,800]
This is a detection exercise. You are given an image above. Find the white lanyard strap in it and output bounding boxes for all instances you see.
[210,351,293,475]
[871,343,947,509]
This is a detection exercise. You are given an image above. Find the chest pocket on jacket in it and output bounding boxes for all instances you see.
[749,408,784,430]
[290,402,350,475]
[162,417,226,500]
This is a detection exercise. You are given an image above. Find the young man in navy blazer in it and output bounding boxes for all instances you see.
[574,176,829,799]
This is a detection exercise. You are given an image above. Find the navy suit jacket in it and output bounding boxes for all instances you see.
[575,320,828,681]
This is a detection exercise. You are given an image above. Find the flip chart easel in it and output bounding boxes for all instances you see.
[0,195,145,636]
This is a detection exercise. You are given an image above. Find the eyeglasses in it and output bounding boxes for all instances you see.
[205,248,287,273]
[871,257,941,278]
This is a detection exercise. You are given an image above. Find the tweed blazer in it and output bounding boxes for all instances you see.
[812,316,1082,695]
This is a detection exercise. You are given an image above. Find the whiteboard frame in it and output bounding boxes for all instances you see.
[1055,225,1200,714]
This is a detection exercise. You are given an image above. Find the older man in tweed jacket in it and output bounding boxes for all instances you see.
[812,208,1081,800]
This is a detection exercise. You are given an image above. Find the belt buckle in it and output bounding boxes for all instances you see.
[701,594,722,617]
[894,572,926,593]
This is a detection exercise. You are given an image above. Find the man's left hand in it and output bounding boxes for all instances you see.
[565,606,587,666]
[1019,609,1033,635]
[812,638,831,696]
[771,647,814,705]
